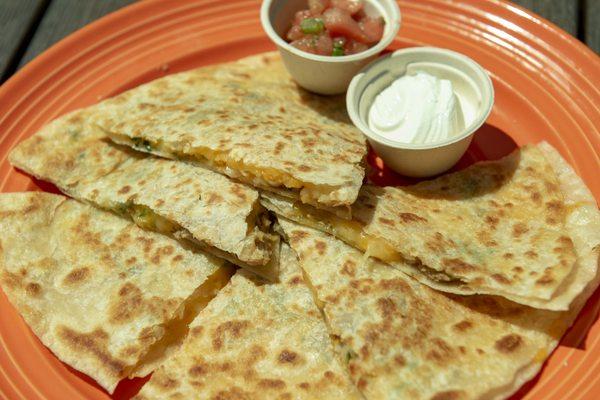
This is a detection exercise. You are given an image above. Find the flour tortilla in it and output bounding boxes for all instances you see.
[9,109,280,280]
[135,244,361,400]
[279,208,599,399]
[263,143,595,310]
[92,52,366,216]
[0,192,232,393]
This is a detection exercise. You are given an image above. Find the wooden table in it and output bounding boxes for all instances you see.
[0,0,597,84]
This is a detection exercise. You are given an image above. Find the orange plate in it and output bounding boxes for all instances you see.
[0,0,599,399]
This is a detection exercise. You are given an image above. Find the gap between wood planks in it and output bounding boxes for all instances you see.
[0,0,51,83]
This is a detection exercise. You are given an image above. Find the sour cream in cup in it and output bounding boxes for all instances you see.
[346,47,494,177]
[368,72,467,145]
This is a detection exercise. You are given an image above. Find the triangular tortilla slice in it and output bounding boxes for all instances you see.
[135,244,361,400]
[263,143,597,309]
[91,52,366,217]
[9,109,280,280]
[0,192,234,393]
[279,207,599,399]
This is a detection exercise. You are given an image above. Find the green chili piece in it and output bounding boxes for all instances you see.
[332,45,345,56]
[132,137,153,152]
[300,18,325,34]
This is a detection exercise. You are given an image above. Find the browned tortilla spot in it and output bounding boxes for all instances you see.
[399,212,427,223]
[63,267,90,285]
[378,217,395,226]
[452,320,473,332]
[495,334,523,353]
[491,274,511,285]
[315,240,327,255]
[57,326,126,375]
[431,390,465,400]
[278,350,300,364]
[512,222,529,238]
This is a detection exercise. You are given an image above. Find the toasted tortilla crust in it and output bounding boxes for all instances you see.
[0,192,226,393]
[9,109,280,279]
[92,52,366,211]
[280,211,599,400]
[264,144,588,309]
[135,244,361,400]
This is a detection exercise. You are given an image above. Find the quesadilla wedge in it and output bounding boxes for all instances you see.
[263,143,596,310]
[9,109,280,280]
[279,208,599,399]
[90,52,367,217]
[135,244,362,400]
[0,192,235,393]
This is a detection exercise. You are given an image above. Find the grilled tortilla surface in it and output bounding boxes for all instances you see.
[263,143,595,310]
[135,244,361,400]
[91,52,367,216]
[9,109,280,280]
[0,192,232,393]
[279,206,599,400]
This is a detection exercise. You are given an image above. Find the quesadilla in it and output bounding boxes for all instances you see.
[264,143,597,310]
[0,192,235,393]
[279,204,599,400]
[135,244,362,400]
[9,109,280,280]
[90,52,367,217]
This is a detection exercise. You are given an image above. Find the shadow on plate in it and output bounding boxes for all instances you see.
[561,283,600,351]
[63,362,150,400]
[506,283,600,399]
[113,375,151,400]
[367,123,518,187]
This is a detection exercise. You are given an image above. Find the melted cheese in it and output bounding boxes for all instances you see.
[278,200,403,263]
[128,265,235,378]
[111,133,334,203]
[126,203,178,234]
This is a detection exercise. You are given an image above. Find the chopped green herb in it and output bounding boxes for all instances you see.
[300,18,324,34]
[332,46,345,56]
[345,350,357,362]
[129,204,156,230]
[131,137,153,152]
[114,200,133,217]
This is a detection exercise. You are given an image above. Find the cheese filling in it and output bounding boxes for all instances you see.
[271,199,402,263]
[267,198,463,284]
[128,264,236,377]
[115,201,178,235]
[112,200,278,280]
[109,133,340,206]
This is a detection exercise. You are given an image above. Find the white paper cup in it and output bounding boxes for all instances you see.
[346,47,495,177]
[261,0,401,95]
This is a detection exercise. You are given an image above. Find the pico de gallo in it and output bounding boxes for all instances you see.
[286,0,385,57]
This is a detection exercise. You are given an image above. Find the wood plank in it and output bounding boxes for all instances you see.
[512,0,578,36]
[17,0,134,69]
[584,0,600,54]
[0,0,47,82]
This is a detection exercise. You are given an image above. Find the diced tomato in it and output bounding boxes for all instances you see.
[291,34,333,56]
[308,0,329,15]
[286,0,382,56]
[287,24,305,41]
[354,8,367,20]
[322,8,369,43]
[344,39,369,54]
[313,33,333,55]
[359,16,384,44]
[331,0,363,15]
[294,10,312,25]
[291,37,316,54]
[332,36,347,47]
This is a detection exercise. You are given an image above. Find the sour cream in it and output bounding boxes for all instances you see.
[367,72,466,144]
